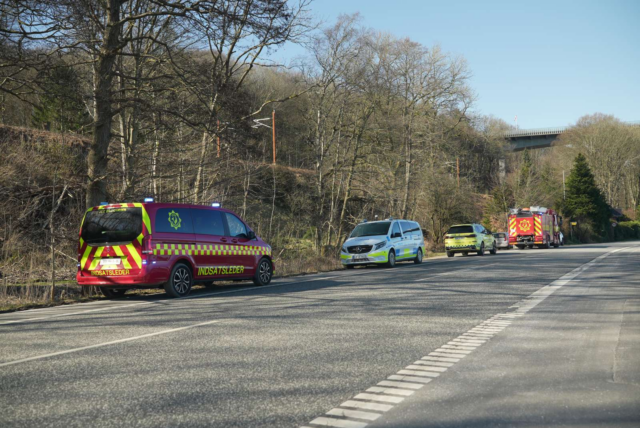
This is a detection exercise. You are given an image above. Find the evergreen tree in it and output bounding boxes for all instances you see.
[564,153,610,236]
[32,66,89,133]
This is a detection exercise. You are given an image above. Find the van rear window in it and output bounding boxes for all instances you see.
[448,225,473,234]
[82,208,142,245]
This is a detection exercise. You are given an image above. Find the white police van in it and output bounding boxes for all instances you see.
[340,219,425,268]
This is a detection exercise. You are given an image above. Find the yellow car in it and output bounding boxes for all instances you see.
[445,223,497,257]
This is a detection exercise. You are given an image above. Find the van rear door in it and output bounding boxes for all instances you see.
[79,205,147,278]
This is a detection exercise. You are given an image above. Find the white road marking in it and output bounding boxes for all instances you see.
[435,348,472,354]
[377,380,424,390]
[452,339,485,344]
[441,345,477,351]
[429,352,466,359]
[326,408,381,421]
[340,400,393,412]
[0,319,227,367]
[309,416,368,428]
[388,374,433,384]
[366,386,414,396]
[353,393,404,404]
[399,369,440,377]
[422,356,460,363]
[410,362,449,371]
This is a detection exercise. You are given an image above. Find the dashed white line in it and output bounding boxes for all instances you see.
[340,400,393,412]
[353,393,404,404]
[326,408,381,421]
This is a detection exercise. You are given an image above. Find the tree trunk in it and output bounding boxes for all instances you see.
[86,0,122,208]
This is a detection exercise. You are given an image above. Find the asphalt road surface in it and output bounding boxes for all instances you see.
[1,242,639,428]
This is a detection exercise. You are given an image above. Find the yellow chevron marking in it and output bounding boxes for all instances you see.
[88,247,104,270]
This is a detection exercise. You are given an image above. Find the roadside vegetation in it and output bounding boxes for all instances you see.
[1,3,638,311]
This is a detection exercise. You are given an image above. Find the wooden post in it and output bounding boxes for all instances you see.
[272,110,276,165]
[216,119,221,158]
[50,175,56,301]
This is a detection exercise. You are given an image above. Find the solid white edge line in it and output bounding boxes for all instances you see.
[0,319,226,367]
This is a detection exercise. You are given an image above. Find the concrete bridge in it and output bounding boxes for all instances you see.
[505,121,639,151]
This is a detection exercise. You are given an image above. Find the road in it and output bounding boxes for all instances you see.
[1,242,639,427]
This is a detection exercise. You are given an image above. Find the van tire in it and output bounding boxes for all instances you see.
[345,265,355,269]
[489,243,497,255]
[447,251,454,258]
[165,263,193,298]
[386,250,396,268]
[253,258,273,286]
[100,288,127,298]
[414,249,423,264]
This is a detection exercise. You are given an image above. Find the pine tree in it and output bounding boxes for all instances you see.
[564,153,610,235]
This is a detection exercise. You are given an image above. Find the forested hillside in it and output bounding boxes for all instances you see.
[1,2,638,306]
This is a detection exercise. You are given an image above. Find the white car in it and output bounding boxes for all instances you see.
[341,219,425,268]
[493,232,511,249]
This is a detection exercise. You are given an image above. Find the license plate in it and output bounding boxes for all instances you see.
[353,255,367,260]
[455,237,464,240]
[100,258,120,266]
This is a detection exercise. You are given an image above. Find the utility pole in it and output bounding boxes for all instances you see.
[562,170,566,200]
[456,157,460,188]
[272,110,276,165]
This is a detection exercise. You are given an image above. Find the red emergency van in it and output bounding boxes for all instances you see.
[76,202,273,298]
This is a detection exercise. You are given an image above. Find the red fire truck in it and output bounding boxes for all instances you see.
[508,206,562,249]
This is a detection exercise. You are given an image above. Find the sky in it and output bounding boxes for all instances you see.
[271,0,640,129]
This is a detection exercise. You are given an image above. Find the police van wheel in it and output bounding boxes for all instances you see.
[477,243,485,256]
[462,252,469,257]
[489,243,497,255]
[414,249,423,264]
[447,251,454,258]
[165,263,193,298]
[345,265,355,269]
[100,288,127,299]
[253,258,273,286]
[386,250,396,268]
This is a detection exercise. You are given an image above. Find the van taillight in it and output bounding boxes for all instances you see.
[141,235,152,255]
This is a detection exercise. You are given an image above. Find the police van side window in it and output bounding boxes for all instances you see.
[411,222,422,238]
[224,213,248,238]
[391,222,402,238]
[155,208,194,234]
[192,209,225,236]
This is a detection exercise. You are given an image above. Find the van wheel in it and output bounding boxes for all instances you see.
[489,243,497,255]
[462,252,469,257]
[414,249,423,264]
[447,251,454,258]
[165,263,192,298]
[253,258,273,286]
[345,265,355,269]
[100,288,127,298]
[386,250,396,268]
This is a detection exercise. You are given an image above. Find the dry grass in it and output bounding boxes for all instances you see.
[0,246,446,313]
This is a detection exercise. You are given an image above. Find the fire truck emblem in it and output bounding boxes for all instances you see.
[519,220,531,232]
[168,210,182,230]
